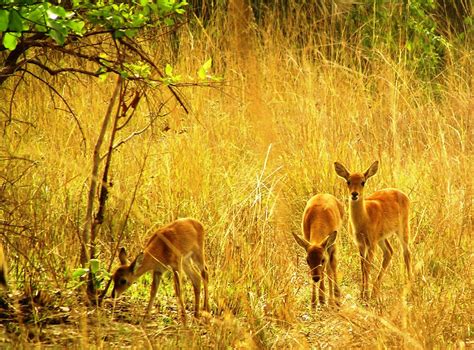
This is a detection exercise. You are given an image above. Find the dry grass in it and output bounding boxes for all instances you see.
[0,3,472,349]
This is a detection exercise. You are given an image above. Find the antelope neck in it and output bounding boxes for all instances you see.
[349,197,368,226]
[133,253,154,277]
[138,250,167,275]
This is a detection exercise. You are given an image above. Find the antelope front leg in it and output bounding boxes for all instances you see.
[311,282,317,309]
[329,250,340,306]
[184,264,202,318]
[318,273,326,305]
[359,246,369,301]
[373,239,393,298]
[146,271,162,317]
[172,270,186,324]
[202,265,210,312]
[364,247,375,301]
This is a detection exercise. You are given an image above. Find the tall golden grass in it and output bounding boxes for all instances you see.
[0,2,472,348]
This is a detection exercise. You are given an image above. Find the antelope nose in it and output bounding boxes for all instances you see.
[351,192,359,200]
[312,276,320,283]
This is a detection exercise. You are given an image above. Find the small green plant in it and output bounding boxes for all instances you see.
[72,259,111,291]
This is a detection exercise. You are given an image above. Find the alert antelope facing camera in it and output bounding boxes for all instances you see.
[334,161,412,300]
[111,218,209,323]
[292,193,344,307]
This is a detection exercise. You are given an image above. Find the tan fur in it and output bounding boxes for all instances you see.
[293,193,344,307]
[111,218,209,322]
[334,161,412,300]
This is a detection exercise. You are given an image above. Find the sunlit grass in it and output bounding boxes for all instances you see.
[0,3,472,348]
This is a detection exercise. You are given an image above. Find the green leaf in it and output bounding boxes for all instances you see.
[163,17,174,26]
[47,6,67,20]
[125,28,138,38]
[0,10,9,32]
[198,59,213,80]
[49,28,65,45]
[72,268,89,279]
[47,19,67,45]
[202,58,212,71]
[66,20,85,35]
[25,6,47,27]
[8,10,24,32]
[90,259,100,274]
[165,63,173,76]
[35,23,48,32]
[113,29,126,39]
[99,73,109,82]
[3,32,19,50]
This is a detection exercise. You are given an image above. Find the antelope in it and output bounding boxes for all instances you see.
[334,161,412,300]
[0,243,7,288]
[292,193,344,307]
[111,218,209,322]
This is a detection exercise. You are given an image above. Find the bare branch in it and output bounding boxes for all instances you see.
[82,76,122,267]
[118,38,190,113]
[7,69,27,126]
[99,112,164,161]
[27,59,101,77]
[20,68,87,153]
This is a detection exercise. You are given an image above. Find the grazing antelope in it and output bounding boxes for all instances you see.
[292,193,344,307]
[111,218,209,322]
[334,161,412,300]
[0,243,7,288]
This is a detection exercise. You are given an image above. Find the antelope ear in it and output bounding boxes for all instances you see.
[334,162,350,180]
[364,161,379,179]
[118,247,128,265]
[130,252,144,274]
[292,232,310,251]
[322,231,337,251]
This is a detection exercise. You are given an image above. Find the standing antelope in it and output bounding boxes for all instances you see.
[111,218,209,322]
[292,193,344,307]
[334,161,412,300]
[0,243,7,288]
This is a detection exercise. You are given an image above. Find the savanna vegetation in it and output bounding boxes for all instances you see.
[0,0,472,348]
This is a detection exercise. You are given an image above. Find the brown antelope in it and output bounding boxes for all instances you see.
[334,161,412,300]
[292,193,344,307]
[0,243,7,288]
[111,218,209,322]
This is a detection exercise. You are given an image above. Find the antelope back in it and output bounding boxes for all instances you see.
[294,194,342,281]
[111,218,205,298]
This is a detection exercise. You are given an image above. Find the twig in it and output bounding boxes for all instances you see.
[82,76,122,267]
[7,69,27,127]
[19,69,87,153]
[118,37,189,113]
[100,132,152,302]
[27,59,101,77]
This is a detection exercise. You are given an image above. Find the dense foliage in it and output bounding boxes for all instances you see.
[0,0,188,84]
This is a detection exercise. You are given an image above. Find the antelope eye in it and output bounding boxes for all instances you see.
[321,258,326,264]
[347,181,351,185]
[361,181,365,186]
[119,278,127,286]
